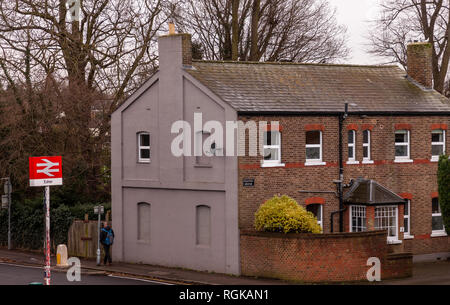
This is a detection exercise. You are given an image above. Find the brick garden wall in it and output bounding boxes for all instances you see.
[240,230,412,283]
[238,115,450,255]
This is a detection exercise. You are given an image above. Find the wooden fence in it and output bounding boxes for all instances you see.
[67,220,112,258]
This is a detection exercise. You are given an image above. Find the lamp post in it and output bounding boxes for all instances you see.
[94,205,104,265]
[1,178,12,250]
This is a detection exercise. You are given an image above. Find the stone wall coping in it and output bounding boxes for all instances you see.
[241,229,387,240]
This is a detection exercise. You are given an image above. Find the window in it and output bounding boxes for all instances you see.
[262,131,282,167]
[432,198,446,236]
[363,130,372,163]
[431,130,446,161]
[196,205,211,246]
[395,130,411,162]
[306,131,323,164]
[306,204,323,229]
[375,206,399,243]
[138,132,150,163]
[404,200,412,238]
[137,203,151,242]
[347,130,357,163]
[350,205,367,232]
[196,131,213,166]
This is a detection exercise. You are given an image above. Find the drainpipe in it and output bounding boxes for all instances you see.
[331,103,348,233]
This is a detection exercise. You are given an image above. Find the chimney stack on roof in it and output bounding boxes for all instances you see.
[158,23,192,68]
[407,42,433,89]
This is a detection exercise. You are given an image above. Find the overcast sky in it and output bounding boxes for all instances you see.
[330,0,383,65]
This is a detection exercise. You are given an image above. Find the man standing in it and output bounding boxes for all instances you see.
[100,222,115,266]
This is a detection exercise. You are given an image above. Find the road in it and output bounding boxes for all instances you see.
[0,263,167,285]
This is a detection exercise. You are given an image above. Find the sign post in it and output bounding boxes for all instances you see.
[29,156,63,286]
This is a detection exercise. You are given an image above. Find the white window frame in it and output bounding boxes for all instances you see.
[305,130,325,166]
[375,206,400,244]
[261,130,284,167]
[138,132,151,163]
[431,129,446,162]
[362,129,374,164]
[431,198,447,237]
[394,130,412,163]
[307,204,323,229]
[403,200,414,239]
[347,130,359,164]
[350,205,367,233]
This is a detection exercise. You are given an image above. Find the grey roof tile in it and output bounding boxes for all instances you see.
[186,61,450,113]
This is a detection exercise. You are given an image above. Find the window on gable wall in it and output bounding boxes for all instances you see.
[431,130,446,161]
[138,132,150,163]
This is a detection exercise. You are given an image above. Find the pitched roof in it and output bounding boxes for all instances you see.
[186,60,450,113]
[343,178,406,206]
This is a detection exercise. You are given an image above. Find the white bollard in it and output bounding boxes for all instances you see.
[56,244,69,267]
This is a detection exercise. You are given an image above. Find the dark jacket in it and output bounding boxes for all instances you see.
[100,226,115,246]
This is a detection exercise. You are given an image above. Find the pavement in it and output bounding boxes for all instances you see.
[1,248,449,285]
[0,248,287,285]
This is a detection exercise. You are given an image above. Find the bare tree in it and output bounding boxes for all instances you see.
[0,0,172,200]
[175,0,349,63]
[369,0,450,94]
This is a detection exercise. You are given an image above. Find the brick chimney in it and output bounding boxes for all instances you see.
[158,27,192,69]
[407,42,433,89]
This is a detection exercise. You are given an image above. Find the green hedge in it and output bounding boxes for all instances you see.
[438,155,450,235]
[0,199,111,251]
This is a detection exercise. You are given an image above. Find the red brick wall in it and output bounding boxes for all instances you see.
[238,115,450,255]
[240,230,412,283]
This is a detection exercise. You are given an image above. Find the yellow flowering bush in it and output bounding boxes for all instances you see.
[254,195,322,234]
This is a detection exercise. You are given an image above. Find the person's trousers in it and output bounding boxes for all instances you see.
[103,244,112,264]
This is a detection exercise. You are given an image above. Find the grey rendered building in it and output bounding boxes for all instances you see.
[111,33,240,275]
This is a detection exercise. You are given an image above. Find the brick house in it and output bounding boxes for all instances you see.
[111,32,450,275]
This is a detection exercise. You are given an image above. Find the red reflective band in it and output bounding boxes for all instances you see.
[305,124,325,132]
[305,197,325,205]
[395,123,412,130]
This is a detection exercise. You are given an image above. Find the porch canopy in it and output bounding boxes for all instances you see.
[343,178,407,206]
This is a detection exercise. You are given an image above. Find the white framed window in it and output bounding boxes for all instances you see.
[305,130,324,165]
[350,205,367,232]
[403,200,413,238]
[306,204,323,229]
[395,130,412,162]
[431,130,446,162]
[432,198,447,236]
[262,131,283,167]
[138,132,150,163]
[375,206,399,243]
[362,130,373,164]
[347,130,358,164]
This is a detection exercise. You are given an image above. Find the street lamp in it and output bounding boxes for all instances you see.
[1,178,12,250]
[94,205,104,265]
